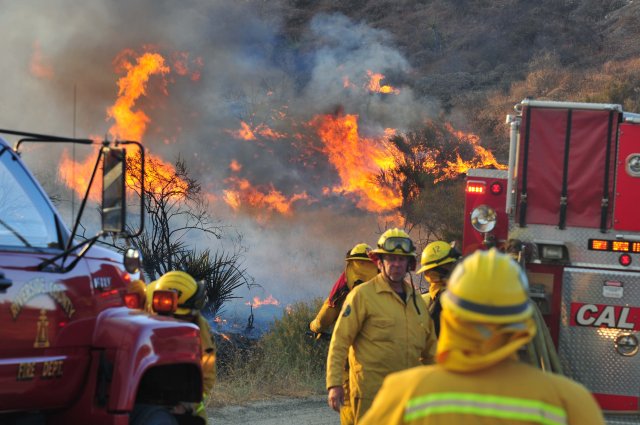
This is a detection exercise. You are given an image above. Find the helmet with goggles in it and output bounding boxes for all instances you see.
[370,228,417,271]
[371,228,416,256]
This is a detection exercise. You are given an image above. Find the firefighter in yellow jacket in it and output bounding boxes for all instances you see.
[327,229,437,424]
[417,241,461,337]
[310,243,378,425]
[310,243,379,334]
[360,248,605,425]
[152,271,217,424]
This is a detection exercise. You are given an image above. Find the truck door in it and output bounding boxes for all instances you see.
[0,147,91,411]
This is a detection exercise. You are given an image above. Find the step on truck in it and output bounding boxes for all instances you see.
[0,129,204,425]
[462,99,640,425]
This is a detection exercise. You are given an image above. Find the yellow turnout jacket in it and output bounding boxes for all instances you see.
[327,273,437,417]
[360,359,604,425]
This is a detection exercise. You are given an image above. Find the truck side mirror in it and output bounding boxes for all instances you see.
[102,147,126,234]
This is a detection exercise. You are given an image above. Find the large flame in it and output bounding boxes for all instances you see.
[107,51,169,141]
[311,113,403,212]
[58,49,189,200]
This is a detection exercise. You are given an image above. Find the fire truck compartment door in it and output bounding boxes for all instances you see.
[517,107,618,228]
[560,267,640,412]
[614,122,640,232]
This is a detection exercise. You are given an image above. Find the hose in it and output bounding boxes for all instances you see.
[526,300,564,375]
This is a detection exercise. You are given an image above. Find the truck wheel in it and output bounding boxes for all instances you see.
[130,405,178,425]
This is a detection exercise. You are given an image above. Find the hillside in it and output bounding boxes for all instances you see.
[269,0,640,154]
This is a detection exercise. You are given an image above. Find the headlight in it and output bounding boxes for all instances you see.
[470,205,497,233]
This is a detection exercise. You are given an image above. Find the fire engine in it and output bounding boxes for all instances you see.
[462,99,640,424]
[0,129,204,425]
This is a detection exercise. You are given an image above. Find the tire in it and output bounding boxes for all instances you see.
[130,405,178,425]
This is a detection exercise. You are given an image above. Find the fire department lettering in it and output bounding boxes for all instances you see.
[570,302,640,330]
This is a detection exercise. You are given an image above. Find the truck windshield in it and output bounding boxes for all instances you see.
[0,149,60,249]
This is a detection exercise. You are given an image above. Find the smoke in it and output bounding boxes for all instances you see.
[0,1,439,313]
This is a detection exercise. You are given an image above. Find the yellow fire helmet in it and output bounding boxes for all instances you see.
[416,240,461,274]
[441,248,532,324]
[371,228,416,256]
[370,228,417,271]
[155,271,206,316]
[345,243,373,262]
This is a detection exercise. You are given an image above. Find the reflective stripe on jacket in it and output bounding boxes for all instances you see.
[359,360,604,425]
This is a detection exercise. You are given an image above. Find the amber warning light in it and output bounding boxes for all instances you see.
[589,239,640,253]
[466,180,486,194]
[152,290,178,315]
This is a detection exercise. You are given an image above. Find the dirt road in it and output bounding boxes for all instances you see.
[207,395,340,425]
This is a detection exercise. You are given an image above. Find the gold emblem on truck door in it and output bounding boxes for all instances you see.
[34,309,50,348]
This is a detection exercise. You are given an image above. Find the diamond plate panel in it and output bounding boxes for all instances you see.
[560,268,640,406]
[509,223,640,272]
[605,415,640,425]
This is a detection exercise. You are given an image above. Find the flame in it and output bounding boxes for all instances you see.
[227,121,286,141]
[59,146,102,201]
[170,51,203,81]
[367,70,399,94]
[222,177,309,216]
[311,113,403,212]
[30,41,54,79]
[433,123,507,182]
[229,160,242,172]
[245,295,280,308]
[58,49,190,201]
[229,121,256,140]
[107,51,170,141]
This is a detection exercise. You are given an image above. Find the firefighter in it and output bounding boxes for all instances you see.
[416,240,461,337]
[310,243,379,425]
[327,228,437,424]
[153,271,217,424]
[310,243,379,335]
[359,248,605,425]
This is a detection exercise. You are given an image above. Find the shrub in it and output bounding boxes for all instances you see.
[209,298,327,407]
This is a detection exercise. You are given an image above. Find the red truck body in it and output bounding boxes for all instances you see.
[462,99,640,424]
[0,134,203,424]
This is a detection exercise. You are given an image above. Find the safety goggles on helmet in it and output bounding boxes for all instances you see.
[380,237,415,254]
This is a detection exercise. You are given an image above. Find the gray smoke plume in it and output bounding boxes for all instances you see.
[0,0,439,314]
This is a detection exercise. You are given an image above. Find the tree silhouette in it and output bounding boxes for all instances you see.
[126,152,253,316]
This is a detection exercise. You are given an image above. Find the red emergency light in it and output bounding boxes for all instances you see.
[489,181,503,195]
[152,290,178,315]
[124,292,141,309]
[619,254,632,266]
[466,180,486,194]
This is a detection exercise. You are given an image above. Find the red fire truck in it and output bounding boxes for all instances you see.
[0,129,204,425]
[463,99,640,424]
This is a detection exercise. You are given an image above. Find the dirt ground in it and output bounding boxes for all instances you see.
[207,395,340,425]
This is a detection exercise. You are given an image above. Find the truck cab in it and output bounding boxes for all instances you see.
[0,133,204,425]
